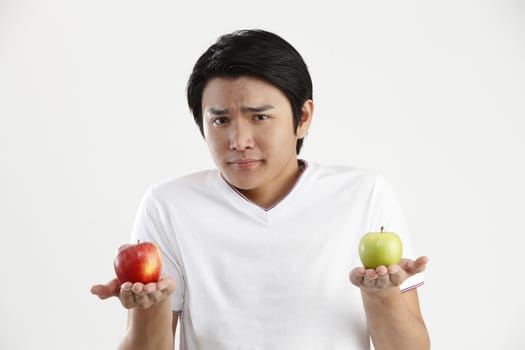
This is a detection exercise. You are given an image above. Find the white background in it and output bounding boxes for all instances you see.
[1,0,524,349]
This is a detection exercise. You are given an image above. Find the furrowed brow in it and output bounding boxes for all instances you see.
[207,107,229,115]
[240,105,274,113]
[206,105,274,115]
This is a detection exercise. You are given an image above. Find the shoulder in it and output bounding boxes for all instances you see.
[304,160,380,189]
[302,161,403,206]
[143,169,220,205]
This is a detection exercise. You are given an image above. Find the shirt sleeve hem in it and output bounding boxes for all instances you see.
[400,281,424,293]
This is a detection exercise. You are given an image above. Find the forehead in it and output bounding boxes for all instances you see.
[201,76,288,107]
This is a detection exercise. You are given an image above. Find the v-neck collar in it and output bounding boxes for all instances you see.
[215,160,310,221]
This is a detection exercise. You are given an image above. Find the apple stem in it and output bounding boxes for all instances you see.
[380,226,384,233]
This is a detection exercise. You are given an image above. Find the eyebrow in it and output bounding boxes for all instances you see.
[207,105,274,115]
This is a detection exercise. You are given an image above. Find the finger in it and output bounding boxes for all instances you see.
[362,269,377,288]
[130,283,152,308]
[90,278,120,299]
[374,266,389,288]
[134,292,151,308]
[388,264,408,286]
[157,275,177,293]
[148,290,168,305]
[131,282,145,294]
[349,267,365,287]
[413,256,429,273]
[119,283,136,309]
[135,291,157,309]
[142,282,172,306]
[399,256,429,275]
[143,282,158,294]
[90,284,111,299]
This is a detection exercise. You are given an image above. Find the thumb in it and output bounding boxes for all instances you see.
[90,278,121,299]
[400,256,429,275]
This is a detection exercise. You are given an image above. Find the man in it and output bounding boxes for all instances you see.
[91,29,430,350]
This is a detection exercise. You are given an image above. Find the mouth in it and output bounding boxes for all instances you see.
[228,159,261,169]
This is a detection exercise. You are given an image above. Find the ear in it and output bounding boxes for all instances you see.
[296,99,314,139]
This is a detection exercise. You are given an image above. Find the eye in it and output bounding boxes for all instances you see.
[254,114,269,121]
[212,116,230,126]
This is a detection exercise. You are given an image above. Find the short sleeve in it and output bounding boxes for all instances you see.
[130,186,185,312]
[368,173,424,292]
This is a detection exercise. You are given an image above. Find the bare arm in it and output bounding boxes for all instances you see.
[120,310,179,350]
[350,257,430,350]
[91,275,177,350]
[118,297,174,350]
[362,287,429,350]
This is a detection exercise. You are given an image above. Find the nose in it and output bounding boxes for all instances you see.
[229,119,254,151]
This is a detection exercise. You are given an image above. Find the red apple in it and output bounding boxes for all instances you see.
[113,241,163,284]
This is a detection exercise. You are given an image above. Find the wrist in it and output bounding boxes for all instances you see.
[361,285,402,303]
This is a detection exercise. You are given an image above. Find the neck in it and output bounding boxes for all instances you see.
[238,160,306,210]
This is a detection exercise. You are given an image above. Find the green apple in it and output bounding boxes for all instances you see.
[359,226,403,269]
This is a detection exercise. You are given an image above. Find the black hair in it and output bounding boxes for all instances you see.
[186,29,313,154]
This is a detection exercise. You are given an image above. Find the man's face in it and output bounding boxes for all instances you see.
[201,76,312,207]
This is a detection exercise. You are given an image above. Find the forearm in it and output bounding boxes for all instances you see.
[362,289,430,350]
[119,298,174,350]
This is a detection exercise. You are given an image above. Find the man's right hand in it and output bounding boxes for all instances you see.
[90,275,176,309]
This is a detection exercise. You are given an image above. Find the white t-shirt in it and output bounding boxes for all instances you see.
[131,161,424,350]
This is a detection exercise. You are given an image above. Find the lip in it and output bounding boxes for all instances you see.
[228,159,261,169]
